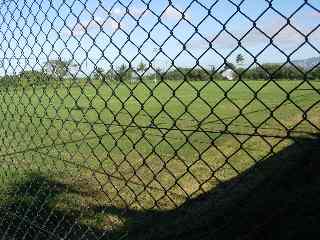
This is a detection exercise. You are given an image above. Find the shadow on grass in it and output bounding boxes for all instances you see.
[0,174,127,240]
[0,134,319,239]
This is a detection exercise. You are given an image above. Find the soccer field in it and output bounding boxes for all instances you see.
[0,79,319,233]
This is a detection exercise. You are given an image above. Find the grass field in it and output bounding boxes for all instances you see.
[0,79,319,238]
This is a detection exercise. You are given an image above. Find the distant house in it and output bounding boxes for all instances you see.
[130,71,139,83]
[221,69,235,80]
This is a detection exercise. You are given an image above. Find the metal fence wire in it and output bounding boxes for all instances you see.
[0,0,319,239]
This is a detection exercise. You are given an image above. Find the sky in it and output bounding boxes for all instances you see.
[0,0,319,76]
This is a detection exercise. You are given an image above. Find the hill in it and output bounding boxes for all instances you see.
[291,56,320,70]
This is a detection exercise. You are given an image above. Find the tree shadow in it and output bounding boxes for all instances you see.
[0,134,319,239]
[0,173,126,240]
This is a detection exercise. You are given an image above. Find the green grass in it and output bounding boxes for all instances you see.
[0,79,319,235]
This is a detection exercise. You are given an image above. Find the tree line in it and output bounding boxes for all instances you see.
[0,56,319,88]
[41,55,320,81]
[239,64,320,80]
[43,58,320,81]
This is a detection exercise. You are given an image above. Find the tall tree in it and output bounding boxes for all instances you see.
[209,65,216,74]
[117,64,132,82]
[236,54,245,68]
[137,61,147,74]
[93,67,105,80]
[224,62,236,71]
[154,67,162,83]
[45,59,72,78]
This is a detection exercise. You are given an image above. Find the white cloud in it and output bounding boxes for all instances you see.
[189,19,320,50]
[65,18,125,36]
[111,8,123,16]
[162,6,192,21]
[308,12,320,18]
[65,5,192,37]
[108,6,192,20]
[110,7,150,18]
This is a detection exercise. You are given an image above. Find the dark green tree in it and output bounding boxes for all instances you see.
[236,54,245,68]
[117,64,133,82]
[137,61,147,74]
[224,62,236,71]
[93,67,105,80]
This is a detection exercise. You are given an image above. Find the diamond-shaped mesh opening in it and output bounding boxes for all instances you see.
[0,0,319,239]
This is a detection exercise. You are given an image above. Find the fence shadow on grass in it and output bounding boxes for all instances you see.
[0,134,319,240]
[100,134,320,240]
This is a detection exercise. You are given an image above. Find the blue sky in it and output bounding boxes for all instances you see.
[0,0,319,76]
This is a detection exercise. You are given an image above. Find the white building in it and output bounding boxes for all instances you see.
[130,71,139,84]
[221,69,235,80]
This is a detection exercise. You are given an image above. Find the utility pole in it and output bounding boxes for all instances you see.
[209,64,215,80]
[153,48,158,84]
[209,64,215,73]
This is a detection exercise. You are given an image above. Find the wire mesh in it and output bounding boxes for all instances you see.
[0,0,319,239]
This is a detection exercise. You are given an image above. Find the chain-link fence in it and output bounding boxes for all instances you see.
[0,0,319,239]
